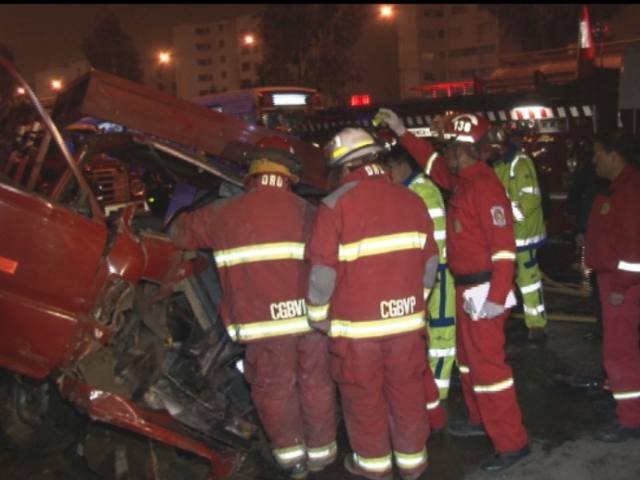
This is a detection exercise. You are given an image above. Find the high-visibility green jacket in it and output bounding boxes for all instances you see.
[493,152,546,251]
[407,173,447,262]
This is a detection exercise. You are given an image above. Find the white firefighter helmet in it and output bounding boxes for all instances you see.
[324,127,383,168]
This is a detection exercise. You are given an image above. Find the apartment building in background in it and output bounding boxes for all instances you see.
[397,4,500,99]
[172,12,263,99]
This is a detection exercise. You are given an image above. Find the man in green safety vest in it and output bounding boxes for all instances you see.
[489,130,547,341]
[378,129,457,402]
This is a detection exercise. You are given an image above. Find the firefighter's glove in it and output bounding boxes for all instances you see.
[478,301,505,319]
[609,292,625,306]
[309,319,331,335]
[374,108,406,136]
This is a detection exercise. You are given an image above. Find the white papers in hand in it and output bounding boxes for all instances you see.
[462,281,517,321]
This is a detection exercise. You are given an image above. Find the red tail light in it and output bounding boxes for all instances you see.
[350,94,371,107]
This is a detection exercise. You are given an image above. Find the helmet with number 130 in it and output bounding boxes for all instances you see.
[443,113,492,145]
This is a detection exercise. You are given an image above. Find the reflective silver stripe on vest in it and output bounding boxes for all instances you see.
[509,156,521,178]
[428,208,445,219]
[329,312,425,339]
[215,242,305,268]
[511,203,525,221]
[521,186,540,195]
[434,230,446,241]
[394,448,428,470]
[473,377,514,393]
[339,232,427,262]
[618,260,640,273]
[435,378,450,389]
[520,281,542,295]
[429,347,456,358]
[524,304,545,316]
[227,316,311,342]
[516,234,546,248]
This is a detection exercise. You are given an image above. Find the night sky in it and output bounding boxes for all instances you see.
[0,4,262,83]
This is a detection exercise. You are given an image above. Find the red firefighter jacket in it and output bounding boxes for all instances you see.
[399,133,516,305]
[306,163,438,339]
[585,164,640,294]
[171,173,316,343]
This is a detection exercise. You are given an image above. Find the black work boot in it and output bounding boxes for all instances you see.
[447,420,487,437]
[594,423,640,443]
[480,445,531,472]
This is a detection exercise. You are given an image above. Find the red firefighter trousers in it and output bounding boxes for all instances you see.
[244,331,337,467]
[598,272,640,428]
[455,286,529,453]
[330,332,429,480]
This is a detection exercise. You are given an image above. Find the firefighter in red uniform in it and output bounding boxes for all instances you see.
[306,127,439,480]
[585,130,640,442]
[375,108,530,472]
[170,136,337,479]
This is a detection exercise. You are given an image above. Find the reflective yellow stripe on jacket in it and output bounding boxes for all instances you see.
[227,316,311,342]
[339,232,426,262]
[329,312,425,339]
[214,241,305,268]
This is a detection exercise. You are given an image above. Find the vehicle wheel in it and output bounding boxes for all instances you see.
[0,372,83,452]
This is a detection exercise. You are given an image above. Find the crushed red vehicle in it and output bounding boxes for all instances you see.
[0,60,327,478]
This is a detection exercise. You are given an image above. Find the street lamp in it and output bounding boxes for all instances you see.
[50,79,62,91]
[243,34,255,46]
[379,4,394,19]
[16,87,25,95]
[158,51,172,65]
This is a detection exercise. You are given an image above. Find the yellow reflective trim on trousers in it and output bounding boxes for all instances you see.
[394,448,428,469]
[459,365,470,374]
[612,390,640,401]
[308,441,337,460]
[332,140,375,160]
[214,242,305,268]
[426,399,440,410]
[227,316,311,342]
[273,444,306,463]
[491,250,516,261]
[329,312,425,339]
[473,377,514,393]
[308,303,330,322]
[353,453,392,472]
[339,232,427,262]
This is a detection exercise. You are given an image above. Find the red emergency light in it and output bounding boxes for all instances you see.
[350,94,371,107]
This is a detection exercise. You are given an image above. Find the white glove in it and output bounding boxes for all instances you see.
[373,108,406,136]
[478,301,505,319]
[609,292,624,306]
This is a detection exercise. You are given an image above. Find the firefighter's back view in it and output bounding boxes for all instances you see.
[170,136,337,480]
[306,128,439,480]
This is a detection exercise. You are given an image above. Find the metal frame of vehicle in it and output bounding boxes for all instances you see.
[0,58,263,479]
